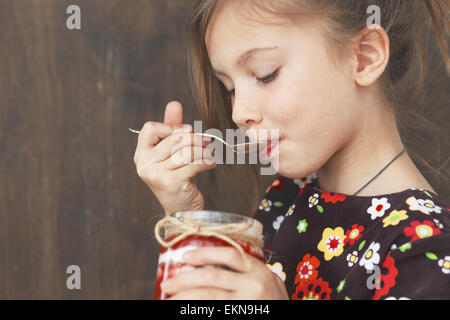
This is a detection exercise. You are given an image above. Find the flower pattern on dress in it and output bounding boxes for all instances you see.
[433,218,444,229]
[266,262,287,282]
[438,256,450,274]
[336,279,346,293]
[296,219,308,234]
[372,253,398,300]
[285,204,295,216]
[382,210,408,228]
[321,191,347,204]
[308,193,324,213]
[293,172,318,188]
[406,196,442,215]
[317,227,346,261]
[344,224,364,246]
[346,251,359,267]
[252,174,450,300]
[391,242,412,253]
[292,278,332,300]
[403,220,441,242]
[367,198,391,220]
[272,215,285,231]
[359,241,381,271]
[258,199,272,212]
[308,193,320,208]
[265,178,285,193]
[294,254,320,284]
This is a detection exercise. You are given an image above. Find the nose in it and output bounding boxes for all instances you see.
[231,95,262,130]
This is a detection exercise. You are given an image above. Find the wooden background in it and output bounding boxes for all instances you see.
[0,0,448,299]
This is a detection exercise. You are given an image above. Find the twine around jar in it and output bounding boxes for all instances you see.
[154,215,264,272]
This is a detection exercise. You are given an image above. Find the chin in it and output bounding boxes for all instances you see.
[269,155,291,177]
[271,154,315,180]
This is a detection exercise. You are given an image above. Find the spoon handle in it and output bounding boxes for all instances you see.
[193,133,261,154]
[128,128,261,154]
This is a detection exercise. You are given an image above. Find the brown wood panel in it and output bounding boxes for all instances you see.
[0,0,447,299]
[0,0,261,299]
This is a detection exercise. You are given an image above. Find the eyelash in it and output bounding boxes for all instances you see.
[227,69,280,97]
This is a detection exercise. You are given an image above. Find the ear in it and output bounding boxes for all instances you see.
[352,26,390,87]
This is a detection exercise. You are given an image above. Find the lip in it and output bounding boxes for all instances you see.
[259,138,282,160]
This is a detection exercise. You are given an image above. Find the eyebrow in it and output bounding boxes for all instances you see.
[211,46,279,76]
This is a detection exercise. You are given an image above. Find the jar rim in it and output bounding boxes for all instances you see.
[169,210,263,235]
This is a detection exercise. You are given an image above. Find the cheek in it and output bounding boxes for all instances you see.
[271,72,358,178]
[287,55,356,135]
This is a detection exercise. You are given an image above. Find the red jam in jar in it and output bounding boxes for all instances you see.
[154,210,264,300]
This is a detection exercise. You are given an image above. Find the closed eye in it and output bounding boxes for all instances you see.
[257,69,280,85]
[227,69,281,98]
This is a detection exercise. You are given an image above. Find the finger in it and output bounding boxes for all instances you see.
[165,146,214,170]
[167,288,232,300]
[182,246,258,273]
[162,267,240,295]
[135,123,193,165]
[152,133,211,163]
[173,158,217,178]
[134,122,173,167]
[269,268,288,294]
[275,276,288,298]
[164,101,183,126]
[170,133,212,155]
[136,121,174,150]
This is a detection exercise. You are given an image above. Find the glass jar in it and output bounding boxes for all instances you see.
[154,210,264,300]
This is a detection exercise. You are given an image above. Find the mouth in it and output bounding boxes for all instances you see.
[259,138,282,161]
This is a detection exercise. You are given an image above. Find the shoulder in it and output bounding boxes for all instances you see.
[374,190,450,299]
[339,189,450,299]
[357,188,450,245]
[380,188,450,249]
[383,188,450,234]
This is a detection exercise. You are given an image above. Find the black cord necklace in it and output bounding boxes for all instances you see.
[316,146,408,196]
[353,146,408,196]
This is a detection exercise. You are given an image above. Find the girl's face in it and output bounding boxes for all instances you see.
[205,6,362,179]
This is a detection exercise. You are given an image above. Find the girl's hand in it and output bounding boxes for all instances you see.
[133,101,216,216]
[161,246,289,300]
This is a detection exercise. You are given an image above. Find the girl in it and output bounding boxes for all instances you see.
[133,0,450,299]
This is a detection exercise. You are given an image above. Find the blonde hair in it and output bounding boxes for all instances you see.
[187,0,450,209]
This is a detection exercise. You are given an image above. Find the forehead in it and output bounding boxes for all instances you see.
[205,4,295,70]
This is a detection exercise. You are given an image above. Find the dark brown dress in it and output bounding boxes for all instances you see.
[252,173,450,300]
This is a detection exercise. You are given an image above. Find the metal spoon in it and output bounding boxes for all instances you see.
[128,128,266,154]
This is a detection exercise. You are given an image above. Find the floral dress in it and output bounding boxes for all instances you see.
[252,173,450,300]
